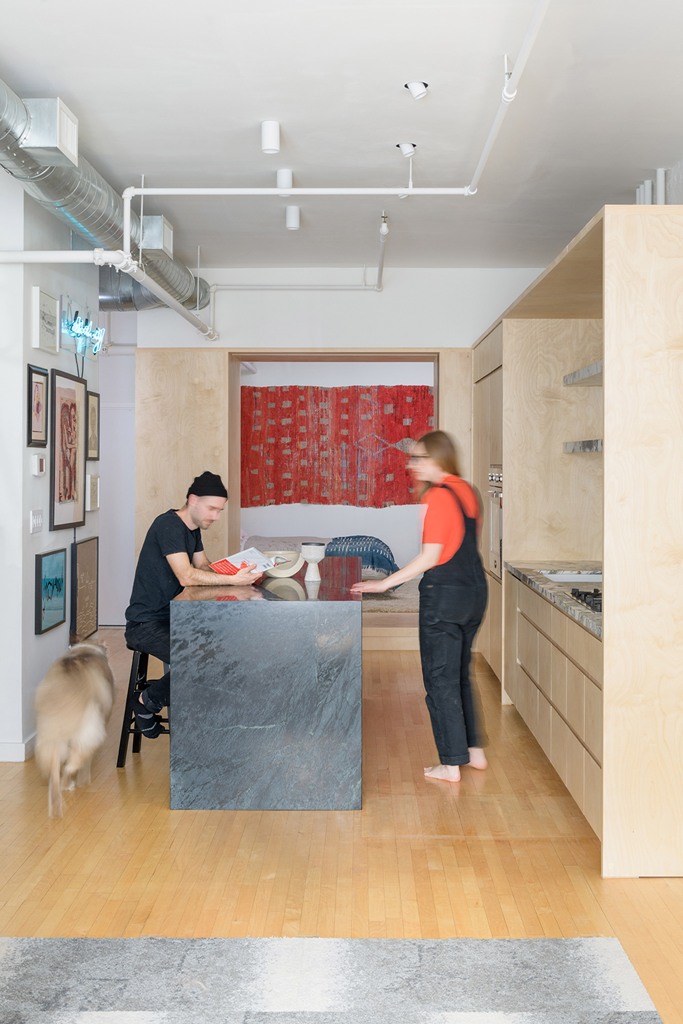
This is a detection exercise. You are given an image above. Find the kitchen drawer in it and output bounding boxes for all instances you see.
[517,583,552,634]
[565,615,603,685]
[517,613,539,682]
[566,660,585,738]
[584,678,603,763]
[583,750,602,839]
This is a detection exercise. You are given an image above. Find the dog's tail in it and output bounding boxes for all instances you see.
[48,749,63,818]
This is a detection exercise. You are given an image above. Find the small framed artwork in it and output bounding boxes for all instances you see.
[27,364,49,447]
[35,548,67,635]
[70,537,99,642]
[31,287,60,354]
[50,368,87,530]
[85,473,100,511]
[86,390,100,460]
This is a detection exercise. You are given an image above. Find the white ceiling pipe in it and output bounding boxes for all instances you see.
[468,0,552,194]
[0,247,218,339]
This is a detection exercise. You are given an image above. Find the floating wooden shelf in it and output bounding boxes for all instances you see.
[562,361,603,386]
[562,439,603,454]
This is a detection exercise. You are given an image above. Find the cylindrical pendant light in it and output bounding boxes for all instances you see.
[396,142,416,158]
[277,168,293,195]
[261,120,280,154]
[285,205,300,230]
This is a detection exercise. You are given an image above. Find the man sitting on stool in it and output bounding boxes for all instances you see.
[124,470,261,737]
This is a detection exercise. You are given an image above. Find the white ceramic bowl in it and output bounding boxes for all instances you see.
[262,550,305,578]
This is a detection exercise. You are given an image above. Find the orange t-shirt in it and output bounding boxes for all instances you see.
[421,475,480,565]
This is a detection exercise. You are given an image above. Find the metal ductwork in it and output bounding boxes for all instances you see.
[0,77,209,311]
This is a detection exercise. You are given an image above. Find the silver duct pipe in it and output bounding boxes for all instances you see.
[0,77,209,311]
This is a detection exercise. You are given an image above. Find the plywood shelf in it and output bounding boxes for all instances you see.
[563,360,603,386]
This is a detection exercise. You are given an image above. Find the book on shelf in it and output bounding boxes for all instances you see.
[210,546,285,576]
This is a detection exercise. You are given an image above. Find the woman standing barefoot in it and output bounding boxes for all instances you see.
[351,430,488,781]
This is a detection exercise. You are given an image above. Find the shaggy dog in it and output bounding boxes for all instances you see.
[34,642,114,817]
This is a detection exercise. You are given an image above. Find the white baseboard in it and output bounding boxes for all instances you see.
[0,734,35,762]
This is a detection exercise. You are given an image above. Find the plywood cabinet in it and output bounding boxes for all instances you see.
[506,574,602,836]
[472,333,502,681]
[492,205,683,878]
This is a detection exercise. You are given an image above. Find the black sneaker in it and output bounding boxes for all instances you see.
[133,698,165,738]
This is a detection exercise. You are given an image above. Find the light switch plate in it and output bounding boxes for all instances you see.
[30,509,43,534]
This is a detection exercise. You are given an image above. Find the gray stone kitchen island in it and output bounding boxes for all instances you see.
[169,556,362,810]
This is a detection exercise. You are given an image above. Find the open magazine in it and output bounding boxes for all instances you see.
[210,546,288,576]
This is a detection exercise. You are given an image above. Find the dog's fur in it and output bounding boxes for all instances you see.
[34,642,114,817]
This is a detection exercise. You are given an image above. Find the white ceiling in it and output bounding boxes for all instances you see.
[2,0,683,271]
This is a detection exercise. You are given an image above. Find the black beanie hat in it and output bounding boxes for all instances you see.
[186,471,228,499]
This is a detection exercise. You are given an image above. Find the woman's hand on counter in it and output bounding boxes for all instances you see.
[350,578,392,594]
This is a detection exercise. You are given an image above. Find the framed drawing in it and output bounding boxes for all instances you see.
[31,287,60,354]
[70,537,99,642]
[35,548,67,635]
[85,473,100,511]
[27,363,49,447]
[49,368,87,530]
[86,390,100,460]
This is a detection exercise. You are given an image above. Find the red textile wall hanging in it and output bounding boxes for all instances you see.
[241,384,434,508]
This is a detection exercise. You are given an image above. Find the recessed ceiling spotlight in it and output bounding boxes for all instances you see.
[396,143,416,157]
[261,120,280,154]
[404,81,428,100]
[285,205,300,230]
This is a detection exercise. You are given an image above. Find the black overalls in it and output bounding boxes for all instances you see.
[418,482,488,766]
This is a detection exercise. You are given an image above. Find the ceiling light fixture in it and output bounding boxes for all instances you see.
[379,212,389,237]
[396,142,416,158]
[285,205,300,230]
[261,120,280,154]
[404,81,428,100]
[276,168,293,195]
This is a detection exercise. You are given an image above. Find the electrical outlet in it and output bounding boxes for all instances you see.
[30,509,43,534]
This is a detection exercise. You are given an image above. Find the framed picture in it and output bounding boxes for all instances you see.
[27,363,49,447]
[49,368,87,530]
[35,548,67,635]
[31,287,60,354]
[70,537,98,642]
[85,473,100,511]
[86,390,100,460]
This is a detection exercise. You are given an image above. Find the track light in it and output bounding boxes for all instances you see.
[285,205,300,230]
[396,143,416,158]
[261,120,280,154]
[277,168,293,195]
[404,81,428,100]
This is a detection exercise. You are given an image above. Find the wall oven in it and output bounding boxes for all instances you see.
[486,465,503,579]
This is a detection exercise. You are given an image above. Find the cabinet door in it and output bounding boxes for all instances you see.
[489,366,503,467]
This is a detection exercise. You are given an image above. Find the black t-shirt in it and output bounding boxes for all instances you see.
[125,509,204,625]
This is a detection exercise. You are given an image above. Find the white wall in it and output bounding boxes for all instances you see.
[240,361,434,566]
[0,173,101,760]
[135,266,542,349]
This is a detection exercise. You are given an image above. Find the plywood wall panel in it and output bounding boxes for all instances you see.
[438,348,472,481]
[601,207,683,877]
[135,349,232,564]
[503,319,604,563]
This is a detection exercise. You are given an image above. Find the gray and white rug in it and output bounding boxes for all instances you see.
[0,937,661,1024]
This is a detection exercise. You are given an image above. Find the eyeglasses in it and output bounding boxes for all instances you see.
[408,454,430,461]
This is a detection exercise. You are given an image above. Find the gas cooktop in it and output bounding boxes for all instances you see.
[570,587,602,612]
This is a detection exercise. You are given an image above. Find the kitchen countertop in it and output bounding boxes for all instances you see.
[504,560,602,640]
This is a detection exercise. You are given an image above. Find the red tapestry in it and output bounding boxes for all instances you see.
[241,385,434,507]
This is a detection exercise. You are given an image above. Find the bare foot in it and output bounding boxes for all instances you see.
[467,747,488,770]
[423,764,461,782]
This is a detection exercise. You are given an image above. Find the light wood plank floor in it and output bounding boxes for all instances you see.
[1,627,682,1022]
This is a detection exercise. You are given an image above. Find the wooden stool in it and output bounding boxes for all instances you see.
[116,648,169,767]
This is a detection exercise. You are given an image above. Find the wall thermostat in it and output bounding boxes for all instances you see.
[31,453,46,476]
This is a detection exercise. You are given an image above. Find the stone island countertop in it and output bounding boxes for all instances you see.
[504,560,602,640]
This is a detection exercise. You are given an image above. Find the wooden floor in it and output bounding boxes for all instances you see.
[2,628,683,1022]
